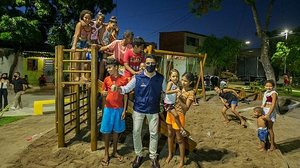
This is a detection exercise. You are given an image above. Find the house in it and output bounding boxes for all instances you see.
[237,48,265,83]
[159,31,207,77]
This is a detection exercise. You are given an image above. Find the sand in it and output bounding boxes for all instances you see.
[1,94,299,168]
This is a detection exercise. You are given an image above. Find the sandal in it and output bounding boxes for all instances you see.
[112,153,124,162]
[101,158,109,166]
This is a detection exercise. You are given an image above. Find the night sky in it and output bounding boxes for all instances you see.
[105,0,300,48]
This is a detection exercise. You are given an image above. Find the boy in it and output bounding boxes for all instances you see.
[253,107,269,151]
[100,59,128,166]
[123,37,145,78]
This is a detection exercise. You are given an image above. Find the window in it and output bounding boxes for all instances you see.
[27,59,38,71]
[186,36,199,47]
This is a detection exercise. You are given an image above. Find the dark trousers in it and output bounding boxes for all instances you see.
[0,89,8,109]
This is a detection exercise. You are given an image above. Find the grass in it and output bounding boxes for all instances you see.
[0,116,26,127]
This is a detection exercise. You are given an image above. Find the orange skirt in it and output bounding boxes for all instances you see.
[166,111,185,130]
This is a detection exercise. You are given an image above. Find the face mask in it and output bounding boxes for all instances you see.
[14,75,17,78]
[146,65,156,73]
[2,77,7,79]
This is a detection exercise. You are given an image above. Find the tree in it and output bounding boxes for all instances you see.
[198,35,243,75]
[190,0,277,81]
[0,0,115,79]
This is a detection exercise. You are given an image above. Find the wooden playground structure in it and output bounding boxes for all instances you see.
[55,44,207,152]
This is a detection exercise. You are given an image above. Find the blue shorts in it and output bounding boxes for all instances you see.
[100,107,125,134]
[86,51,102,62]
[258,128,268,142]
[76,40,88,49]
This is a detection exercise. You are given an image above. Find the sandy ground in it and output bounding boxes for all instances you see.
[1,93,300,168]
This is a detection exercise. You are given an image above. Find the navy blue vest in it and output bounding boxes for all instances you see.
[134,72,164,114]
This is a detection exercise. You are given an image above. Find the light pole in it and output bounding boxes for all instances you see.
[281,29,292,74]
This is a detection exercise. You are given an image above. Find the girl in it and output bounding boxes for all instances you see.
[164,69,189,137]
[0,73,9,111]
[166,72,195,168]
[90,12,105,44]
[71,10,92,81]
[261,79,278,151]
[214,86,246,126]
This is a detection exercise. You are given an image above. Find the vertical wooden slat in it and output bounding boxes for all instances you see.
[75,84,80,134]
[200,53,206,101]
[55,46,58,133]
[57,45,65,147]
[90,44,98,151]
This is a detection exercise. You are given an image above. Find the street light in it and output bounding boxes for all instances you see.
[281,29,292,73]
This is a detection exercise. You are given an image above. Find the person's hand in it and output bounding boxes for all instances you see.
[111,84,118,92]
[225,103,230,108]
[121,111,126,120]
[71,47,76,52]
[101,91,108,97]
[177,90,182,98]
[135,70,143,75]
[21,91,25,95]
[264,114,271,121]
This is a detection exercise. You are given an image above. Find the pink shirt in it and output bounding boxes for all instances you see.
[107,40,132,65]
[123,49,145,77]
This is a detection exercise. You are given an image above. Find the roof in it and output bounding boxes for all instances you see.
[159,31,207,37]
[23,51,55,58]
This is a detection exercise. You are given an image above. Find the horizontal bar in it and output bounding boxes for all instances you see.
[63,70,91,73]
[64,109,76,116]
[154,49,203,58]
[65,126,76,135]
[63,49,92,52]
[64,118,76,126]
[61,82,90,85]
[63,60,91,63]
[64,100,77,106]
[64,92,77,96]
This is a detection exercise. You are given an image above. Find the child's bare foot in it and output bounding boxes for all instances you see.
[268,146,276,152]
[165,155,172,164]
[178,161,184,168]
[223,120,230,124]
[259,148,266,152]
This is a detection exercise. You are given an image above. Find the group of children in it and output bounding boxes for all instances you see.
[214,80,278,152]
[71,9,279,167]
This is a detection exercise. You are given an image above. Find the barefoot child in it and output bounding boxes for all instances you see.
[100,59,128,166]
[71,10,92,81]
[214,86,246,126]
[166,72,195,168]
[253,107,269,151]
[164,69,189,137]
[262,79,278,151]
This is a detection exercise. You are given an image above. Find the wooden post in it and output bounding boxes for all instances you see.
[55,46,58,133]
[75,84,80,134]
[57,45,65,147]
[200,54,206,101]
[90,44,98,151]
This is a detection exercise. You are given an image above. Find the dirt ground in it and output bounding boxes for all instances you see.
[1,94,300,168]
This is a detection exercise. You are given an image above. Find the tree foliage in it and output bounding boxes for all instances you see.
[272,30,300,76]
[190,0,277,81]
[199,35,243,74]
[0,0,116,49]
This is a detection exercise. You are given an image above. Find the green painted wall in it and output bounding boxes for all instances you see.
[23,57,54,86]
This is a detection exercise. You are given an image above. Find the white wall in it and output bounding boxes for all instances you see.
[0,53,23,75]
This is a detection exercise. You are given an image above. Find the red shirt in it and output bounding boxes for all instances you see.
[123,49,145,77]
[102,75,128,108]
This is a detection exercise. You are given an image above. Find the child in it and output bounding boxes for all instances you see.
[139,62,145,71]
[164,69,189,137]
[253,107,269,151]
[100,59,128,166]
[90,12,105,44]
[214,86,246,126]
[71,10,92,81]
[101,16,118,46]
[99,30,133,80]
[261,79,278,151]
[123,37,145,78]
[166,72,195,168]
[0,73,9,111]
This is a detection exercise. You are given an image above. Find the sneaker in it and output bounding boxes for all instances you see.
[132,156,143,168]
[151,158,160,168]
[10,106,16,110]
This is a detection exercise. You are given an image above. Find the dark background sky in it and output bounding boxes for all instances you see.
[104,0,300,48]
